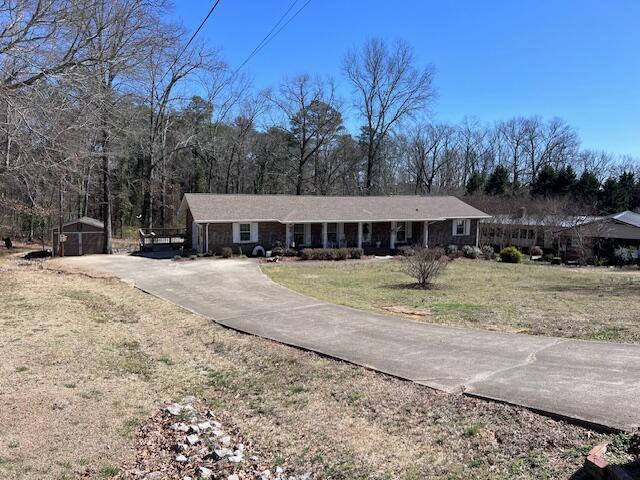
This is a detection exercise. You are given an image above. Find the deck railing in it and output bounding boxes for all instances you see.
[139,228,187,251]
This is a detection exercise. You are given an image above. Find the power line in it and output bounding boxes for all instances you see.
[234,0,312,75]
[161,0,223,83]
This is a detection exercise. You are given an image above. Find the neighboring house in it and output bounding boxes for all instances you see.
[480,210,640,260]
[555,210,640,261]
[51,216,104,256]
[479,213,598,252]
[178,194,491,256]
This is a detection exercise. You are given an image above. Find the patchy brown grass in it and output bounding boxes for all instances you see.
[0,256,634,479]
[263,258,640,343]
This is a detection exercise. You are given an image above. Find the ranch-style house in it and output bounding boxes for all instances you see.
[178,194,490,256]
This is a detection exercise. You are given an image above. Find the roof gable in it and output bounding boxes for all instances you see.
[180,194,490,224]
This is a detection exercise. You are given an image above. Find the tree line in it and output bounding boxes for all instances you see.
[1,1,638,251]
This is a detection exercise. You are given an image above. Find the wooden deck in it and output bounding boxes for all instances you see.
[139,228,187,251]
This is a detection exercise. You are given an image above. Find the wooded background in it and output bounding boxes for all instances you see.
[2,1,639,251]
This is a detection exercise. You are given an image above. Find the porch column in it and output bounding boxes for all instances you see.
[205,223,209,254]
[322,222,328,248]
[475,221,480,247]
[285,223,292,249]
[423,221,429,248]
[338,222,345,247]
[357,222,363,249]
[390,221,396,249]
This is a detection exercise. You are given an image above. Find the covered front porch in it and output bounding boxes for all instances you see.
[284,221,431,252]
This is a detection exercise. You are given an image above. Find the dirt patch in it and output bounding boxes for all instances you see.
[381,305,431,319]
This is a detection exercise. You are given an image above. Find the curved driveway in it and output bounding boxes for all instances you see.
[66,255,640,431]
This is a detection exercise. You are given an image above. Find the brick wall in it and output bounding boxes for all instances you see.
[205,221,286,255]
[428,219,478,248]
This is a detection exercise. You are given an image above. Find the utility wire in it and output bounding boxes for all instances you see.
[161,0,223,83]
[234,0,312,75]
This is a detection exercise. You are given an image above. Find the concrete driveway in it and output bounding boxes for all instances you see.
[65,254,640,431]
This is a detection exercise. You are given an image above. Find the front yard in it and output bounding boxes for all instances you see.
[0,253,636,479]
[263,258,640,343]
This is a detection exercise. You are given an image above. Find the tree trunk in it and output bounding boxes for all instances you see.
[102,150,113,254]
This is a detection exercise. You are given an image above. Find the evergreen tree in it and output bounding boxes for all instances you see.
[553,165,577,196]
[599,177,623,214]
[465,171,485,195]
[531,164,556,197]
[618,171,636,211]
[573,170,600,204]
[484,165,510,195]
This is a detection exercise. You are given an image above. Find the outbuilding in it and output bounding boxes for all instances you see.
[51,216,104,256]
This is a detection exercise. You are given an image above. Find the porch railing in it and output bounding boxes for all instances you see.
[139,228,187,251]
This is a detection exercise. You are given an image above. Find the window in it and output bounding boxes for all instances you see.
[511,229,519,239]
[293,223,305,246]
[233,222,257,243]
[239,223,251,242]
[453,219,468,236]
[528,229,535,239]
[396,222,406,243]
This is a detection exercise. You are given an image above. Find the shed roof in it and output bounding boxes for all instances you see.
[52,216,104,231]
[180,194,490,223]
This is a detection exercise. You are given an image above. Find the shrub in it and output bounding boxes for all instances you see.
[499,246,522,264]
[300,248,314,260]
[335,248,350,260]
[445,244,458,255]
[350,248,364,259]
[462,245,482,259]
[397,245,415,256]
[614,246,638,267]
[403,247,448,288]
[221,247,233,258]
[530,245,543,256]
[481,245,495,260]
[542,253,555,263]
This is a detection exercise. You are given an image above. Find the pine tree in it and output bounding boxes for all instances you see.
[531,164,556,197]
[573,170,600,204]
[465,171,485,195]
[553,165,577,196]
[484,165,510,195]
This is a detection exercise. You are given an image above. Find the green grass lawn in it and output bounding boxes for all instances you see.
[263,258,640,343]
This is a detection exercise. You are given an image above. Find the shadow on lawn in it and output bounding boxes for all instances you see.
[542,281,640,297]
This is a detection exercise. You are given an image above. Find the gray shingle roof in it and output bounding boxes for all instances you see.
[180,194,490,223]
[610,210,640,228]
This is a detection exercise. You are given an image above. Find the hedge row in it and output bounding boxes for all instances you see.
[300,248,364,261]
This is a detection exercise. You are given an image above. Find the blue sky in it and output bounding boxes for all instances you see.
[171,0,640,157]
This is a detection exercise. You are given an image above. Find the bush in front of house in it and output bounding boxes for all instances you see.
[614,246,639,267]
[221,247,233,258]
[499,246,522,264]
[403,247,448,288]
[397,245,415,256]
[299,248,364,261]
[462,245,482,259]
[530,245,543,257]
[481,245,495,260]
[445,244,458,256]
[542,253,555,263]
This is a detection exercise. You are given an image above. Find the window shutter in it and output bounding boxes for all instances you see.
[465,220,471,236]
[232,223,240,243]
[406,222,412,240]
[251,223,258,242]
[452,220,457,236]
